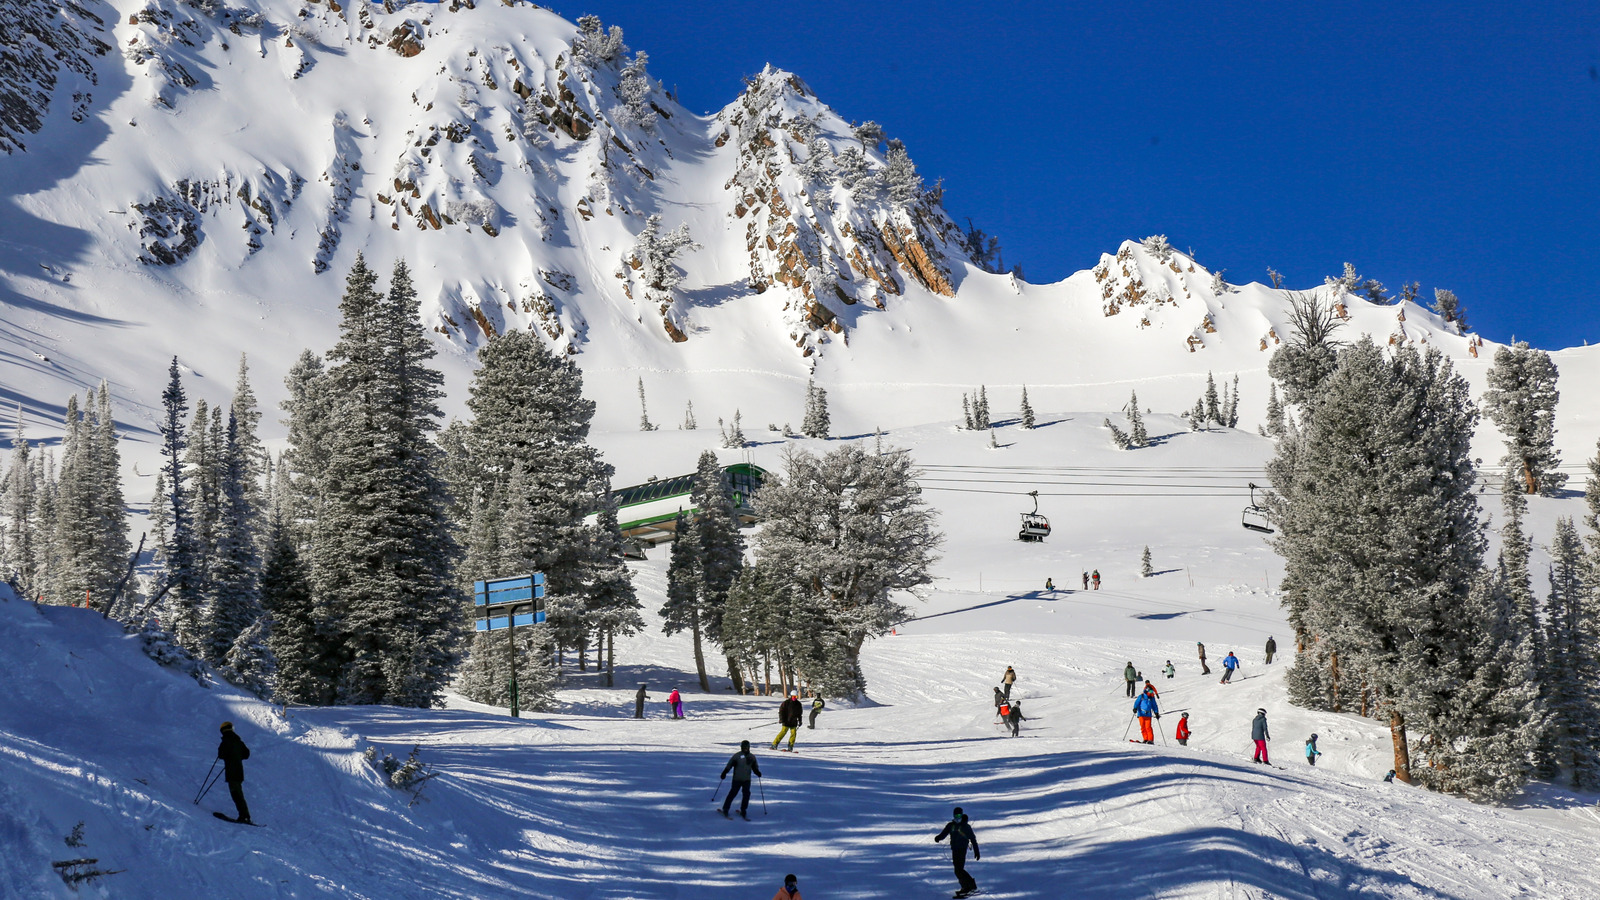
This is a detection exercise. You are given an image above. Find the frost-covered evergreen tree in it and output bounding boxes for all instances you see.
[49,390,128,608]
[1141,546,1152,578]
[721,410,747,449]
[752,444,942,696]
[1104,418,1132,450]
[883,139,923,207]
[586,483,643,688]
[1431,288,1467,332]
[976,386,990,429]
[1545,516,1600,789]
[311,257,462,707]
[1483,341,1566,495]
[1269,339,1511,790]
[570,14,625,68]
[1128,391,1147,447]
[799,137,835,192]
[1210,270,1229,295]
[1264,383,1286,438]
[1203,373,1221,426]
[637,377,656,431]
[623,215,700,310]
[456,624,559,712]
[802,379,831,439]
[961,394,974,430]
[261,509,334,706]
[1141,234,1173,261]
[691,450,747,692]
[1,417,38,599]
[1019,386,1035,430]
[280,350,332,541]
[661,511,709,689]
[157,358,203,647]
[1225,375,1241,428]
[1269,291,1344,411]
[461,328,607,670]
[204,408,262,668]
[613,52,656,130]
[1495,469,1543,667]
[681,400,697,431]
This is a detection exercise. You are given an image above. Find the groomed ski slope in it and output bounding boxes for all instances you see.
[4,416,1600,899]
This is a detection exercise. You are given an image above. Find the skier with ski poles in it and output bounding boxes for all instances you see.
[1132,686,1160,744]
[772,693,804,751]
[1220,652,1240,684]
[668,687,683,719]
[1123,661,1139,697]
[1197,641,1210,675]
[1162,660,1175,679]
[1002,666,1017,699]
[934,806,982,898]
[216,722,251,824]
[719,740,763,819]
[1251,708,1271,764]
[634,683,649,718]
[1305,734,1322,766]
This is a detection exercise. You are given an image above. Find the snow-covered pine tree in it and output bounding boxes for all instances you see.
[229,356,265,520]
[883,139,923,206]
[1265,383,1286,438]
[1269,338,1498,789]
[312,257,462,707]
[1432,288,1467,332]
[988,429,998,449]
[45,393,92,605]
[802,379,831,438]
[752,444,942,696]
[184,399,220,601]
[280,350,331,542]
[721,410,747,448]
[1269,291,1343,411]
[1104,418,1132,450]
[681,400,697,430]
[157,358,203,647]
[637,377,656,431]
[1141,546,1152,578]
[1128,391,1147,447]
[204,408,262,670]
[570,14,625,67]
[614,52,656,131]
[1141,234,1173,262]
[1483,342,1566,495]
[1211,270,1228,295]
[1203,372,1221,426]
[1186,399,1205,432]
[461,327,608,672]
[975,386,991,429]
[1226,375,1241,428]
[690,451,746,693]
[261,508,334,706]
[1019,386,1035,430]
[661,511,709,690]
[799,137,835,192]
[961,394,973,430]
[1544,516,1600,789]
[586,481,643,688]
[1496,468,1544,669]
[623,214,700,313]
[1,417,38,599]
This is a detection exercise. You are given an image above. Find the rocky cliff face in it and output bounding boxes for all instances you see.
[0,0,112,154]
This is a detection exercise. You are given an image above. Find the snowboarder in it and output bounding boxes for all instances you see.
[1265,636,1277,665]
[1305,734,1321,766]
[1002,666,1017,699]
[1004,699,1026,737]
[1123,661,1138,697]
[217,721,251,824]
[719,740,763,819]
[1082,571,1089,590]
[1162,660,1175,679]
[770,873,802,900]
[1220,652,1239,684]
[634,683,649,719]
[1197,641,1210,675]
[934,806,981,898]
[772,693,804,751]
[808,696,825,729]
[1092,569,1101,590]
[1133,689,1160,744]
[1044,577,1054,592]
[668,688,683,719]
[1251,708,1271,764]
[1175,712,1191,746]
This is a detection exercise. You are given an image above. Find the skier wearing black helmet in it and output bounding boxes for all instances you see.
[934,806,981,898]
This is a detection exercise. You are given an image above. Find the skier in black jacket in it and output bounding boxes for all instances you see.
[719,740,763,818]
[935,806,981,897]
[218,721,251,824]
[773,694,804,751]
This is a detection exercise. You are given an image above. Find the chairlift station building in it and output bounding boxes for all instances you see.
[604,462,767,545]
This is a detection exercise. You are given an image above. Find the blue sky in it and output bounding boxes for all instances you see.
[562,1,1599,349]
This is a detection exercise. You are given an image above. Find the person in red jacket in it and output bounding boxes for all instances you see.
[770,873,802,900]
[1175,712,1191,746]
[668,688,683,719]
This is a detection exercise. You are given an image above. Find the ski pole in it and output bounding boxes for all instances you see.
[1122,715,1136,741]
[1158,717,1168,746]
[712,780,723,803]
[193,759,221,804]
[758,776,767,815]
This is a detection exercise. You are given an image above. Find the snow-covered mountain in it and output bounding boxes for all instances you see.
[9,0,1596,452]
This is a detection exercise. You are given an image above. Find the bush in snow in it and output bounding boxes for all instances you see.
[1141,234,1173,262]
[1210,270,1229,295]
[365,745,439,803]
[1431,288,1467,331]
[570,15,626,68]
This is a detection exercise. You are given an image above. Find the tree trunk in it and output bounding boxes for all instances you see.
[1522,457,1538,495]
[725,654,744,695]
[690,610,709,692]
[577,636,588,672]
[1359,682,1369,718]
[604,627,615,688]
[1389,709,1412,783]
[763,653,772,696]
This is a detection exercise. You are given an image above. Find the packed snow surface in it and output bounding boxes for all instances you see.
[3,418,1598,899]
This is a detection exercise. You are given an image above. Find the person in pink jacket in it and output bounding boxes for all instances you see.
[668,688,683,719]
[770,873,801,900]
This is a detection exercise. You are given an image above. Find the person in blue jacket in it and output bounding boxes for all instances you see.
[1132,687,1160,744]
[1220,651,1240,684]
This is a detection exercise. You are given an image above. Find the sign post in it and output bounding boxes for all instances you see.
[472,573,545,719]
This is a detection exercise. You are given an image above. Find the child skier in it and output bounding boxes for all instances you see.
[1092,569,1101,590]
[1305,734,1322,766]
[1162,660,1175,679]
[1175,712,1191,746]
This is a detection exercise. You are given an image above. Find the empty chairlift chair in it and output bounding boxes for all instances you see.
[1241,482,1274,534]
[1019,490,1051,542]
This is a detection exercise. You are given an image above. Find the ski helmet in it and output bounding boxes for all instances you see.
[740,740,750,751]
[220,721,234,732]
[785,874,798,887]
[1257,708,1267,716]
[1310,734,1318,740]
[952,806,964,818]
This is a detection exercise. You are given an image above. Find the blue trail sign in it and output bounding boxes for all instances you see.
[473,573,545,631]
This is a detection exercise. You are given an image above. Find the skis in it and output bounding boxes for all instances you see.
[212,812,262,827]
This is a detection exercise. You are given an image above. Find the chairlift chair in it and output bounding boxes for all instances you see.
[1242,482,1274,534]
[1019,490,1051,542]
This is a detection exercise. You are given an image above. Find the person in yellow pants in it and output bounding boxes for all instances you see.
[772,694,803,751]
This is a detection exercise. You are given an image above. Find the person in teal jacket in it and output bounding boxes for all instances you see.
[1132,690,1160,744]
[1305,734,1322,766]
